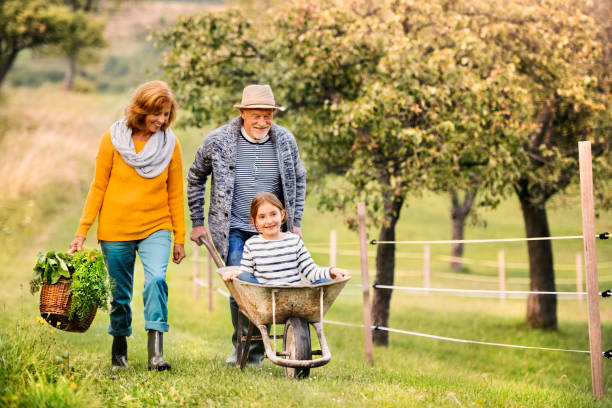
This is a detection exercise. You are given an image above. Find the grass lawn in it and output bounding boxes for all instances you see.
[1,86,612,407]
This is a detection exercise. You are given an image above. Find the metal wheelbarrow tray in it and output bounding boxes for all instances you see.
[217,265,350,377]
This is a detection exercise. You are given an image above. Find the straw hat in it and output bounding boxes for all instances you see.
[234,84,286,111]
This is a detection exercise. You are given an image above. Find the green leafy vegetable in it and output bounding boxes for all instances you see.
[68,249,112,324]
[30,251,73,293]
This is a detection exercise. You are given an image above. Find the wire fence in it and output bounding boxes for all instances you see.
[371,284,612,297]
[322,320,600,355]
[191,231,612,304]
[200,284,602,355]
[370,232,609,245]
[307,245,612,271]
[190,229,611,362]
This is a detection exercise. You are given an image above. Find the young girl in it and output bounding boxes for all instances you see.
[222,192,349,285]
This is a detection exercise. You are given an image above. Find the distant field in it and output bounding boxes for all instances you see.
[1,85,612,406]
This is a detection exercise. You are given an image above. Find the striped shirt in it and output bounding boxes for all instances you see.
[230,128,281,232]
[240,233,331,285]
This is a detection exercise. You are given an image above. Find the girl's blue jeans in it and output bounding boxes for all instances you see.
[100,229,171,336]
[237,272,331,285]
[227,228,257,309]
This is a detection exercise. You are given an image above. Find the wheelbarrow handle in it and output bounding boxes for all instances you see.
[197,235,225,269]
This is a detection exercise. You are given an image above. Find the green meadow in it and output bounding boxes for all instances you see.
[1,84,612,407]
[2,1,612,405]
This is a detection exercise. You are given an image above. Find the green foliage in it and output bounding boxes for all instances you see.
[54,10,107,61]
[157,0,612,226]
[0,0,76,87]
[68,249,111,323]
[0,0,107,91]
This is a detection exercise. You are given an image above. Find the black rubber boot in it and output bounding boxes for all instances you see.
[147,331,171,371]
[111,336,129,368]
[246,323,266,367]
[227,305,265,367]
[226,305,240,365]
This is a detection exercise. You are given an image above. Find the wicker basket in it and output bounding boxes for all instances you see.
[39,278,97,333]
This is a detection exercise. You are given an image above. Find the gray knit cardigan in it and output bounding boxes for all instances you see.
[187,116,307,261]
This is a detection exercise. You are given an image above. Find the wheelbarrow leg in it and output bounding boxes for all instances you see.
[238,322,255,369]
[235,311,245,368]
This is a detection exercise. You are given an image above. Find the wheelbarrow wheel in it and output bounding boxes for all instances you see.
[283,317,311,378]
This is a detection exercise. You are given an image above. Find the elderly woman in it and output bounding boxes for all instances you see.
[69,80,185,371]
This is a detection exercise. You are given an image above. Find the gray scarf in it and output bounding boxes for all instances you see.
[110,119,176,179]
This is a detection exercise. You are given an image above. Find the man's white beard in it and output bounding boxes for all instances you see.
[251,127,270,140]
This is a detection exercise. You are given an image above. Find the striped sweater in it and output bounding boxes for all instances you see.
[240,233,331,285]
[230,128,280,232]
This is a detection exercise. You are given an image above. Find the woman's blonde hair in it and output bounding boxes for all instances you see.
[125,80,177,132]
[250,192,286,224]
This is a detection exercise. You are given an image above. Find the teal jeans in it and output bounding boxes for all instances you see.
[101,229,171,336]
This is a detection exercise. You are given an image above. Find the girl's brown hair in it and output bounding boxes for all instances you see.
[250,192,286,224]
[125,80,178,132]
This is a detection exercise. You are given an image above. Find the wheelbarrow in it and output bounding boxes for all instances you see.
[199,236,350,378]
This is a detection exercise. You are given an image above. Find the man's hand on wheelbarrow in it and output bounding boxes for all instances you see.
[190,226,210,245]
[222,269,240,282]
[330,267,350,280]
[191,226,225,268]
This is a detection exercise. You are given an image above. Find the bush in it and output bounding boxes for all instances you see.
[71,77,96,93]
[102,56,130,77]
[8,67,65,88]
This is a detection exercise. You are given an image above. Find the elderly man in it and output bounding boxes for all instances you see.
[187,84,306,366]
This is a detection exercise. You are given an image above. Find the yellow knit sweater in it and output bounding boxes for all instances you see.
[76,130,185,244]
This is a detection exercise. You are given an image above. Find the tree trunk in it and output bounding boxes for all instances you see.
[450,190,476,272]
[371,192,404,346]
[518,192,557,330]
[0,49,19,90]
[63,57,77,91]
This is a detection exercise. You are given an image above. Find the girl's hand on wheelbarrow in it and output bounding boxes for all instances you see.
[222,269,240,282]
[330,267,350,280]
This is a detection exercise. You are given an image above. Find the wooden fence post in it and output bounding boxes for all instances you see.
[193,243,199,299]
[576,252,584,305]
[330,229,337,267]
[357,203,374,366]
[578,141,604,399]
[423,245,430,297]
[498,250,506,304]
